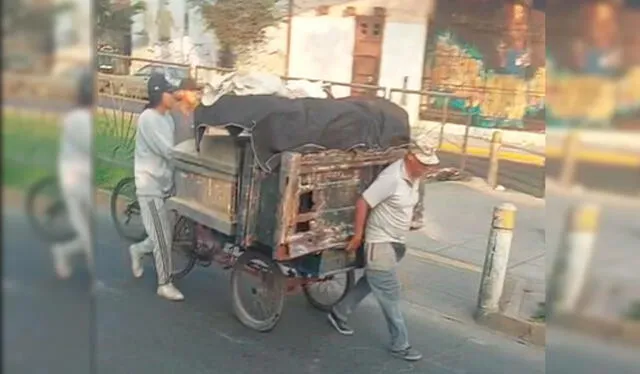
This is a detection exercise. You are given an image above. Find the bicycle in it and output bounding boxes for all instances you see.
[110,175,197,280]
[110,176,147,242]
[25,176,76,243]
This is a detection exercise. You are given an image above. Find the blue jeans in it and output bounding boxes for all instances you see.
[332,242,409,351]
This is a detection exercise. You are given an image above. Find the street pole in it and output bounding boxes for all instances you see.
[560,131,580,188]
[487,130,503,188]
[547,203,600,317]
[476,203,516,318]
[459,108,472,172]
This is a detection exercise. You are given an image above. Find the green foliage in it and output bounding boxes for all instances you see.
[3,1,73,36]
[625,301,640,321]
[95,0,146,44]
[2,112,131,190]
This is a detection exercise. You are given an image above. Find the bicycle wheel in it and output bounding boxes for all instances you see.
[302,270,355,312]
[110,177,147,242]
[231,250,286,332]
[171,216,197,280]
[25,176,75,242]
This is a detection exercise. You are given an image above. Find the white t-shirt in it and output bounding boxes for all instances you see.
[362,159,420,244]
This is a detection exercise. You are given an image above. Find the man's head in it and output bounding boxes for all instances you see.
[147,73,177,111]
[173,78,201,115]
[404,144,440,180]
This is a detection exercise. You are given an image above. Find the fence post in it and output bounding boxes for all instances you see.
[476,203,517,318]
[487,131,503,188]
[547,204,600,317]
[459,110,472,172]
[560,131,580,187]
[437,96,450,149]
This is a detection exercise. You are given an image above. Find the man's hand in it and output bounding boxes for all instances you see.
[345,235,363,252]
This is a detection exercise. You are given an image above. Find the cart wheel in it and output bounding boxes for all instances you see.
[231,250,285,332]
[110,177,147,242]
[25,176,76,243]
[302,270,355,312]
[171,216,197,280]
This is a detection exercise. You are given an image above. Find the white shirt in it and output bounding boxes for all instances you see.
[362,159,420,244]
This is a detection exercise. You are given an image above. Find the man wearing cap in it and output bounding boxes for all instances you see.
[171,77,201,143]
[128,73,184,301]
[326,144,441,362]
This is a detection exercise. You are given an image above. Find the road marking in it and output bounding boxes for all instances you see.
[440,141,640,168]
[439,143,545,166]
[407,248,482,273]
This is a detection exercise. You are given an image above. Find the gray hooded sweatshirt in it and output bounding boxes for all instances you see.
[134,108,176,197]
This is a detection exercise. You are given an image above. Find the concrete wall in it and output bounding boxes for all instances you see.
[289,0,434,123]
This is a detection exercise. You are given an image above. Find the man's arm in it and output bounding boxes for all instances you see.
[351,197,369,243]
[346,173,396,251]
[139,115,174,161]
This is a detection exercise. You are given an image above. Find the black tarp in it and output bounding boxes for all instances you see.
[193,95,411,171]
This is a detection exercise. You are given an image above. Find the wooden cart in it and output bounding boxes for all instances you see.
[165,129,407,331]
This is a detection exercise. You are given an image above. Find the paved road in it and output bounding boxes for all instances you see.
[2,208,545,374]
[441,151,640,198]
[4,206,640,373]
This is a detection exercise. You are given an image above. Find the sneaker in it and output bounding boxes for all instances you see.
[129,244,144,278]
[391,346,423,362]
[157,283,184,301]
[327,312,354,336]
[52,244,72,279]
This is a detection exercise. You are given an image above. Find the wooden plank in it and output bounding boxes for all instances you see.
[273,152,301,260]
[165,197,234,235]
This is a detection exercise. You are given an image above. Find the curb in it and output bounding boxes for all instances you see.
[439,142,640,168]
[476,312,545,346]
[553,314,640,347]
[439,142,545,166]
[406,246,547,345]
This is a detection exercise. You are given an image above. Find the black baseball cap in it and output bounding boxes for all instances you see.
[147,72,177,97]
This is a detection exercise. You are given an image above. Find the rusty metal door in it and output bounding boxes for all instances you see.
[351,15,385,96]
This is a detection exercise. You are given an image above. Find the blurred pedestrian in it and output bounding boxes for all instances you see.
[51,69,94,279]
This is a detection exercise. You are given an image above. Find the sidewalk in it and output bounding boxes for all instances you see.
[397,180,546,343]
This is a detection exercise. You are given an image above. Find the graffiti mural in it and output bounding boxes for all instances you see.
[421,0,545,130]
[546,0,640,129]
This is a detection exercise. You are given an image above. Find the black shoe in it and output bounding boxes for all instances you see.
[327,312,354,336]
[391,346,423,361]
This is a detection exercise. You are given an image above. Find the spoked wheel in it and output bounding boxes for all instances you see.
[110,177,147,242]
[25,176,75,242]
[231,250,285,332]
[302,270,355,312]
[171,216,197,280]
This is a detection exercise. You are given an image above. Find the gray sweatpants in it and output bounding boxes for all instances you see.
[332,242,410,351]
[131,196,174,285]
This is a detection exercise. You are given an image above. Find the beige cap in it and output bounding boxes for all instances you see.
[409,143,440,166]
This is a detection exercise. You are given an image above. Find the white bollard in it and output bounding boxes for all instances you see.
[548,204,600,316]
[476,203,517,318]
